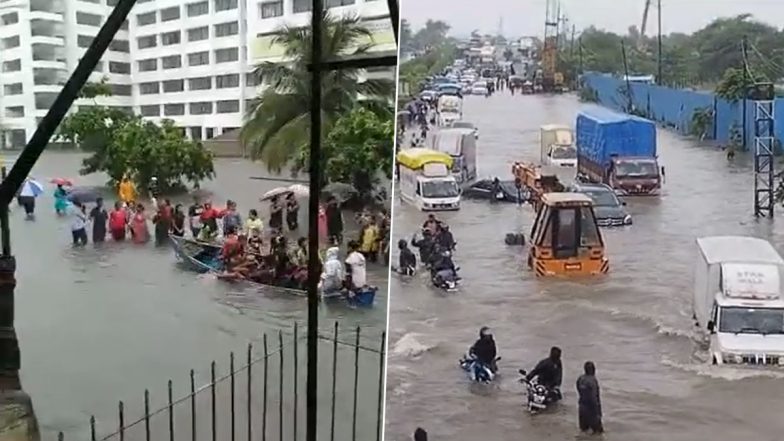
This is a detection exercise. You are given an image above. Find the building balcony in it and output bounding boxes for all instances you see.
[31,59,67,70]
[28,11,64,23]
[30,36,65,47]
[32,84,64,94]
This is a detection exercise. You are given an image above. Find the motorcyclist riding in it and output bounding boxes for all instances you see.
[435,224,455,251]
[431,248,458,288]
[469,327,498,372]
[525,346,563,402]
[396,239,417,276]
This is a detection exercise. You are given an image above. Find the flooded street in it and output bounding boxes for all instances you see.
[10,153,387,439]
[385,93,784,441]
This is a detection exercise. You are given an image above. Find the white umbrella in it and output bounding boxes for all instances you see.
[287,184,309,197]
[260,186,292,201]
[19,179,44,198]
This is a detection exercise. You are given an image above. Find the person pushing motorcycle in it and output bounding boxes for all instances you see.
[525,346,563,402]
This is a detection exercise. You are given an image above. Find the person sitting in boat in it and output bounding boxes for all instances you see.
[220,225,244,271]
[319,247,344,296]
[344,240,367,296]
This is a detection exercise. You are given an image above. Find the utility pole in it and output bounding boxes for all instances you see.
[742,35,749,149]
[570,25,576,56]
[578,38,584,74]
[621,40,634,112]
[657,0,663,85]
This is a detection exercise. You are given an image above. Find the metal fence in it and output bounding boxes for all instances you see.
[53,323,385,441]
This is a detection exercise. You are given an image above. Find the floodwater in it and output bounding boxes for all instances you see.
[385,92,784,441]
[10,153,388,439]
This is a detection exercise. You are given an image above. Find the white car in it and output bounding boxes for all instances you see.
[471,81,488,96]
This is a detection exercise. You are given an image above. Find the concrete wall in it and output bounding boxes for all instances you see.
[582,73,783,150]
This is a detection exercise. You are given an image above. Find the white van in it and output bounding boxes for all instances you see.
[397,148,461,211]
[540,124,576,167]
[430,128,477,184]
[694,236,784,366]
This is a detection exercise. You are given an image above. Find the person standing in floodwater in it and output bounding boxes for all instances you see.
[54,184,69,216]
[170,204,186,237]
[414,428,428,441]
[188,196,204,238]
[325,196,343,245]
[285,193,299,231]
[153,201,172,246]
[269,196,283,232]
[109,201,128,241]
[70,202,88,246]
[130,203,150,244]
[576,361,604,435]
[89,198,108,243]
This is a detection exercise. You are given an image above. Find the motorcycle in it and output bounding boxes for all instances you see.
[518,369,560,414]
[392,265,416,276]
[431,267,460,291]
[459,354,501,383]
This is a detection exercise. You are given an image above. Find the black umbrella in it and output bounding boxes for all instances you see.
[67,187,101,204]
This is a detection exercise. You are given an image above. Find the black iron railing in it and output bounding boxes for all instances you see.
[51,323,385,441]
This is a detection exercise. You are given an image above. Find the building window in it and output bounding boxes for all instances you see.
[161,31,181,46]
[110,84,132,96]
[215,48,238,63]
[161,6,180,22]
[137,12,156,26]
[139,82,160,95]
[137,0,154,3]
[190,127,203,140]
[216,100,239,113]
[326,0,355,7]
[93,61,104,72]
[109,61,131,74]
[187,26,209,42]
[190,102,213,115]
[187,1,209,16]
[80,0,100,3]
[77,35,94,48]
[76,12,102,27]
[214,21,238,37]
[3,83,23,95]
[188,77,212,90]
[1,13,19,25]
[140,105,160,117]
[109,40,130,53]
[246,72,260,86]
[163,79,185,93]
[5,106,24,118]
[120,20,129,30]
[293,0,311,13]
[2,36,20,49]
[162,55,182,70]
[260,1,283,18]
[2,59,21,72]
[137,59,157,72]
[137,35,157,49]
[107,0,119,6]
[187,51,210,66]
[214,0,237,12]
[164,104,185,116]
[216,74,239,89]
[206,128,215,139]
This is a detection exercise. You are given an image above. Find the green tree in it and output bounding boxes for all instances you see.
[412,20,450,52]
[715,67,762,101]
[297,107,393,200]
[400,19,414,54]
[241,12,394,173]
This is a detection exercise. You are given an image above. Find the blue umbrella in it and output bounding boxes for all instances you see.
[19,179,44,198]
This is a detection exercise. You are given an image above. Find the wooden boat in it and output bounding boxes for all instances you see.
[170,236,376,306]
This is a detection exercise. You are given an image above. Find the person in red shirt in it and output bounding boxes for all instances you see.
[109,201,128,241]
[221,225,244,270]
[200,201,221,238]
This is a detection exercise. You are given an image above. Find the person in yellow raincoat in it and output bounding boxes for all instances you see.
[118,174,136,206]
[359,216,379,263]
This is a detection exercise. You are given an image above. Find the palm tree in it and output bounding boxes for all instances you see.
[241,11,394,172]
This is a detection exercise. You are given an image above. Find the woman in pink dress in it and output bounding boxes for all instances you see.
[130,203,150,244]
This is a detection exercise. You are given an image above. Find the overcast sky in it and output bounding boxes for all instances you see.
[402,0,784,37]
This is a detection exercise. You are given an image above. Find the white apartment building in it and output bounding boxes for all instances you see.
[0,0,393,148]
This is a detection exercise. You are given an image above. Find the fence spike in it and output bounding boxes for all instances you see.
[247,343,253,441]
[144,389,151,441]
[190,369,197,441]
[168,379,175,441]
[230,352,236,441]
[211,361,217,441]
[330,321,339,441]
[352,326,361,441]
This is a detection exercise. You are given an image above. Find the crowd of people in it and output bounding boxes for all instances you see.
[50,175,390,295]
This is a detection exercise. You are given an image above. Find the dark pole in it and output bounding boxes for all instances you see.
[621,40,634,111]
[385,0,399,43]
[306,0,323,440]
[578,38,584,74]
[569,25,576,56]
[657,0,663,85]
[742,35,749,149]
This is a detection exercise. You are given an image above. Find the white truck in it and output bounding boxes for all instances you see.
[396,148,461,211]
[694,236,784,366]
[429,127,477,184]
[540,124,577,167]
[437,95,462,127]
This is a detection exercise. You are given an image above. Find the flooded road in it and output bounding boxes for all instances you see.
[10,153,387,439]
[385,93,784,441]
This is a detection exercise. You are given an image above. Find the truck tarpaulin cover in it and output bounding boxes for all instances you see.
[575,106,657,166]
